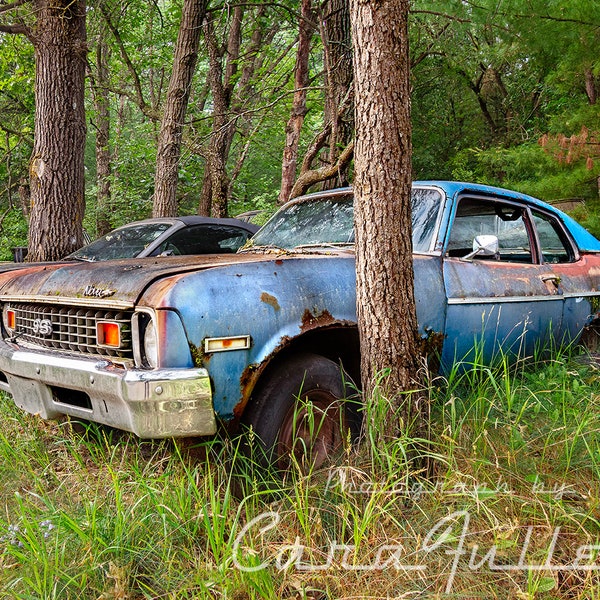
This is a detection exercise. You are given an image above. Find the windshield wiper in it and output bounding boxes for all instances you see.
[65,255,96,262]
[291,242,354,253]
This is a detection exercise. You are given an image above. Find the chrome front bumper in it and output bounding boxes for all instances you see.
[0,345,216,438]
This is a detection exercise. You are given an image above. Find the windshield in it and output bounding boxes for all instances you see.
[67,222,172,261]
[248,187,443,252]
[250,194,355,250]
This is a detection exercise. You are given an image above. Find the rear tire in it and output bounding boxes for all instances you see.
[243,352,359,471]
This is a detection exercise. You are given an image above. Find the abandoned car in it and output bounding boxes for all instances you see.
[0,181,599,465]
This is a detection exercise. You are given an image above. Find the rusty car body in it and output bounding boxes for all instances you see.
[0,181,599,464]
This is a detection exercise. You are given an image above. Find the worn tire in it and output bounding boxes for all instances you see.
[243,352,359,470]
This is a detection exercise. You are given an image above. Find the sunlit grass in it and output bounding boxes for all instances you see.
[0,348,599,598]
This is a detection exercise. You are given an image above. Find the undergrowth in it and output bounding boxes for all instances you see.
[0,349,598,598]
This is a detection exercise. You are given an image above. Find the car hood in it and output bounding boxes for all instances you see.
[0,261,61,274]
[0,254,275,309]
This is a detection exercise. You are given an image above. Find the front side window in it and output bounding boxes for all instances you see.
[447,197,533,263]
[412,187,444,252]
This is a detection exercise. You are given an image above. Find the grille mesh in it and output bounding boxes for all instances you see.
[6,303,133,359]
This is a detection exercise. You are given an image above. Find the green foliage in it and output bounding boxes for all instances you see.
[1,0,600,240]
[0,35,34,255]
[0,209,28,261]
[410,0,600,208]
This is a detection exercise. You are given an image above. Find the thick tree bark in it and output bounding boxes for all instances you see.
[28,0,87,261]
[278,0,315,204]
[350,0,422,438]
[153,0,208,217]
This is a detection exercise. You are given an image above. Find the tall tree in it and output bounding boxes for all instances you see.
[197,7,280,216]
[88,31,113,236]
[278,0,315,204]
[0,0,87,261]
[153,0,208,218]
[286,0,355,198]
[350,0,423,438]
[321,0,354,187]
[200,8,243,217]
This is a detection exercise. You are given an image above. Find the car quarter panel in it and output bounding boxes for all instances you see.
[547,253,600,341]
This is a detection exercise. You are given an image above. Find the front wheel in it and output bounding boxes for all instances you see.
[243,353,360,471]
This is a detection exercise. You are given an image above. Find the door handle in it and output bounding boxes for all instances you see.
[541,274,561,293]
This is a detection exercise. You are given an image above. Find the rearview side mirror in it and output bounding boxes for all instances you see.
[463,234,499,260]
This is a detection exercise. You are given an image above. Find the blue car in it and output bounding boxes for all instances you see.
[0,182,599,466]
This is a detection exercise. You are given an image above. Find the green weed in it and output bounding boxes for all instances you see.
[0,348,599,598]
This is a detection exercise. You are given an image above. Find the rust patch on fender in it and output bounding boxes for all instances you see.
[235,335,293,418]
[301,308,336,332]
[235,363,260,418]
[260,291,280,311]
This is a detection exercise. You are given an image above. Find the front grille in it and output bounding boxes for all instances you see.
[6,303,134,359]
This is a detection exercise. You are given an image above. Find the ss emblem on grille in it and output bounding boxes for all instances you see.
[32,318,53,336]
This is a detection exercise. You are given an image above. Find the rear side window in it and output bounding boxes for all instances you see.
[154,225,253,255]
[530,211,574,264]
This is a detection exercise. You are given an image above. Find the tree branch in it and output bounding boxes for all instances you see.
[99,3,154,118]
[410,9,470,23]
[0,23,29,35]
[289,139,354,199]
[0,0,28,14]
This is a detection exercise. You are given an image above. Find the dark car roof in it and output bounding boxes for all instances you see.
[126,216,260,233]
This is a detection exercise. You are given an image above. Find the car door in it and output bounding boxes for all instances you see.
[441,194,564,369]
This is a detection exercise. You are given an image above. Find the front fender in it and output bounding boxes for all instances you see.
[139,255,358,419]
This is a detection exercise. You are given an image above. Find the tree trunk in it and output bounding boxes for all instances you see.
[585,68,597,105]
[28,0,87,261]
[198,168,212,216]
[202,8,244,217]
[278,0,315,204]
[153,0,208,217]
[350,0,422,439]
[321,0,354,188]
[90,38,112,236]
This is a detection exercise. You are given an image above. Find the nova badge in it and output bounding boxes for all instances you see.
[32,318,53,337]
[83,285,116,298]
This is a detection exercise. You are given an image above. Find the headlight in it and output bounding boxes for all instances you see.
[142,319,158,368]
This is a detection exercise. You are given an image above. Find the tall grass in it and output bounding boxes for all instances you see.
[0,348,599,598]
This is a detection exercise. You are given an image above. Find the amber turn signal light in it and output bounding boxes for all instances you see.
[97,321,121,347]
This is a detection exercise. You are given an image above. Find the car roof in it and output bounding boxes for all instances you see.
[289,181,600,252]
[114,216,260,233]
